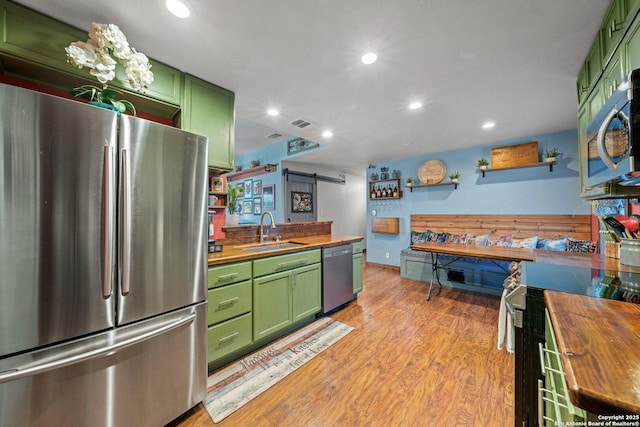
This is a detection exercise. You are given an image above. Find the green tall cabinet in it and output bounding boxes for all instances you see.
[182,74,235,171]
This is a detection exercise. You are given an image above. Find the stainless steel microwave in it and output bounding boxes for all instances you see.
[581,68,640,199]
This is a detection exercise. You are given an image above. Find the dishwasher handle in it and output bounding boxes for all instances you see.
[326,249,352,257]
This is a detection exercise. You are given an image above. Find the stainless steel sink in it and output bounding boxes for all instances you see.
[241,241,307,252]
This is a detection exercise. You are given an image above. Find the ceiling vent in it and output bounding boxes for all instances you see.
[266,132,283,139]
[290,119,312,128]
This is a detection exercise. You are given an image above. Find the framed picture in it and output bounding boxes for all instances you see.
[262,184,275,211]
[243,200,253,214]
[253,197,262,215]
[235,182,244,199]
[291,191,313,213]
[211,177,224,193]
[243,179,253,199]
[253,180,262,196]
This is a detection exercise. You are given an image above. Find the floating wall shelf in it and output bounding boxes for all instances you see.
[479,161,557,177]
[406,181,458,191]
[226,163,278,181]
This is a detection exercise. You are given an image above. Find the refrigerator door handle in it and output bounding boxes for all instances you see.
[0,313,195,385]
[102,145,115,298]
[121,148,131,296]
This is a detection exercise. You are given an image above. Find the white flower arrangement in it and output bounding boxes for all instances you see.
[65,23,154,114]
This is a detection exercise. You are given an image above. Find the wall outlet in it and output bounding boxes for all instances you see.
[385,252,390,258]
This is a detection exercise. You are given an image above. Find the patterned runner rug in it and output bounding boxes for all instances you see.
[204,317,354,423]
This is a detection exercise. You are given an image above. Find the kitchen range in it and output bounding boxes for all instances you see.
[0,83,208,426]
[508,259,640,425]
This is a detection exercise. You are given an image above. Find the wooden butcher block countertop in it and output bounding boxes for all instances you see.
[545,290,640,415]
[207,234,362,266]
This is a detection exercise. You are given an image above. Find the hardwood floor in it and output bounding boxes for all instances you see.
[169,263,514,426]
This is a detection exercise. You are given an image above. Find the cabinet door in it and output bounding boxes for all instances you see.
[207,312,252,364]
[583,38,603,101]
[602,49,625,99]
[207,260,252,289]
[113,59,183,106]
[624,11,640,72]
[600,0,626,64]
[207,280,252,325]
[0,1,85,77]
[353,253,363,294]
[253,270,292,340]
[292,263,321,322]
[182,74,235,170]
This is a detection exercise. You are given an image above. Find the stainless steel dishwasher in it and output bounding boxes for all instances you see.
[321,244,354,314]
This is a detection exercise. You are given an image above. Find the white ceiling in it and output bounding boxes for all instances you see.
[16,0,609,174]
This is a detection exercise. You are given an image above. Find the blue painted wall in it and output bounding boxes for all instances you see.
[232,138,327,224]
[366,130,592,266]
[232,143,286,224]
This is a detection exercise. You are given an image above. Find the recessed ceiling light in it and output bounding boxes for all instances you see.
[361,52,378,65]
[267,109,280,116]
[409,102,423,110]
[322,130,333,138]
[166,0,190,18]
[482,122,495,129]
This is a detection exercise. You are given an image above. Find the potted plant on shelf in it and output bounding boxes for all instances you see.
[477,158,489,170]
[449,172,461,184]
[405,177,413,187]
[542,148,562,163]
[226,182,240,226]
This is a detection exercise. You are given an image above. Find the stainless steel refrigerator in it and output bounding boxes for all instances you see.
[0,83,208,427]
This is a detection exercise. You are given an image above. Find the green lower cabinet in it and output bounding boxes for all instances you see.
[207,312,252,364]
[253,270,293,340]
[207,279,252,325]
[292,264,322,322]
[253,262,321,341]
[206,261,253,364]
[353,253,363,294]
[352,240,363,294]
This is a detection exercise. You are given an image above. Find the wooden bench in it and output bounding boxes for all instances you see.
[401,214,593,296]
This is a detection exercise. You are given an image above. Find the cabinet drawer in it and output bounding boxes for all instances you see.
[207,280,252,325]
[207,312,252,363]
[207,261,252,288]
[253,249,321,277]
[352,241,363,254]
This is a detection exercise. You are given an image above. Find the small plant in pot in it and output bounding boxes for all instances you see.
[226,182,240,225]
[543,148,561,162]
[405,177,414,187]
[449,172,461,184]
[477,158,489,170]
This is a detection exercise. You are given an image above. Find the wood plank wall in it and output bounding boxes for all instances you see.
[410,214,592,241]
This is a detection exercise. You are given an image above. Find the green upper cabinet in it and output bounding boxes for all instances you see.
[624,8,640,71]
[182,74,235,171]
[0,0,85,72]
[112,59,183,107]
[600,0,626,65]
[0,0,182,116]
[629,0,640,18]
